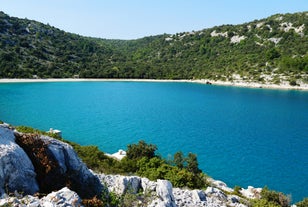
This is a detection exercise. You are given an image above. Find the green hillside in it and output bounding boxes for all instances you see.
[0,11,307,84]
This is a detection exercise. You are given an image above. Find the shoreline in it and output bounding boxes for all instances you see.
[0,78,307,91]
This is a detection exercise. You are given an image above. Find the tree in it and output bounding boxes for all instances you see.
[126,140,157,160]
[173,151,185,169]
[296,198,308,207]
[260,186,290,207]
[266,48,280,60]
[186,153,201,174]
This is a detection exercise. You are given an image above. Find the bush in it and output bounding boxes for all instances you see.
[82,196,104,207]
[260,187,290,207]
[126,140,157,160]
[289,79,297,86]
[296,198,308,207]
[15,125,61,139]
[233,186,242,196]
[251,198,281,207]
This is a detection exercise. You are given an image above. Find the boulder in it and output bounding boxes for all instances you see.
[0,187,82,207]
[141,177,157,193]
[205,187,228,201]
[172,188,207,207]
[191,189,207,202]
[99,174,141,195]
[240,186,262,199]
[0,126,39,196]
[14,132,102,199]
[41,187,82,207]
[154,179,176,207]
[212,180,234,193]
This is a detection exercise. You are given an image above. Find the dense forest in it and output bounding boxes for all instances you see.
[0,11,307,85]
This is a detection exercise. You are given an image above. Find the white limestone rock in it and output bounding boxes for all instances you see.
[39,135,103,198]
[0,187,82,207]
[230,35,246,43]
[41,187,82,207]
[153,179,176,207]
[141,177,157,193]
[211,30,228,37]
[99,174,141,195]
[205,187,228,202]
[0,126,39,196]
[212,180,234,193]
[240,186,262,199]
[173,188,207,207]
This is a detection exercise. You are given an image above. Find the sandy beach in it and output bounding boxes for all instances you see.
[0,78,307,90]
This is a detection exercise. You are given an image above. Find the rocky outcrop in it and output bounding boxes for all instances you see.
[0,126,39,196]
[0,125,102,199]
[99,174,141,195]
[0,187,83,207]
[98,173,251,207]
[149,180,177,207]
[240,186,262,199]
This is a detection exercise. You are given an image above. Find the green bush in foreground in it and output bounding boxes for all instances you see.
[15,125,61,139]
[296,198,308,207]
[251,186,291,207]
[260,187,290,207]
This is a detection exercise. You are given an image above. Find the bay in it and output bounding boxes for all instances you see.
[0,81,307,202]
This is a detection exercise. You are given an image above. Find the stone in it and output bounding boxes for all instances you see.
[41,187,82,207]
[99,174,141,195]
[14,131,102,199]
[141,177,157,193]
[0,126,39,196]
[205,187,227,201]
[228,194,240,203]
[240,186,262,199]
[155,179,176,207]
[0,187,82,207]
[212,180,234,193]
[42,135,103,199]
[191,190,207,202]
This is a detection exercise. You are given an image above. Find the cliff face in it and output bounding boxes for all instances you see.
[0,125,39,195]
[0,124,102,199]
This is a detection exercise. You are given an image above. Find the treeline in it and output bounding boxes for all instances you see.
[0,11,307,83]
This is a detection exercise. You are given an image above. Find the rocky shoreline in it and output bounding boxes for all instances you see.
[0,123,299,206]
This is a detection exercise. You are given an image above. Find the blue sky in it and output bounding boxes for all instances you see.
[1,0,307,39]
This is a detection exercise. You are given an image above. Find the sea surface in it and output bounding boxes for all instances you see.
[0,81,307,202]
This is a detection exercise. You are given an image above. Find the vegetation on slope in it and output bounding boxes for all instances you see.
[15,126,208,189]
[0,11,307,85]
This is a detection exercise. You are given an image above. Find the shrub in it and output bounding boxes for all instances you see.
[173,151,185,168]
[251,198,281,207]
[82,196,104,207]
[15,125,61,139]
[260,187,290,207]
[233,186,242,196]
[296,198,308,207]
[289,79,297,86]
[126,140,157,160]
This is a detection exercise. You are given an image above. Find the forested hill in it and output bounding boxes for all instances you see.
[0,11,307,84]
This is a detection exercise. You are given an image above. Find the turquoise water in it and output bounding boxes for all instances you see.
[0,81,307,202]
